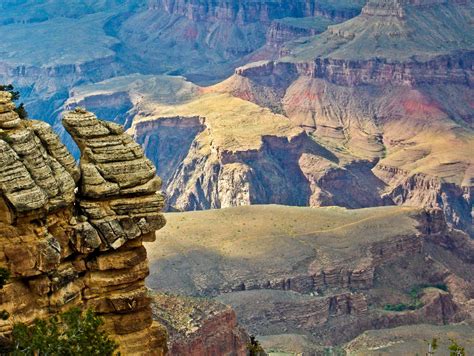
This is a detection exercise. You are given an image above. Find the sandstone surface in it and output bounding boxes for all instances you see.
[0,94,167,355]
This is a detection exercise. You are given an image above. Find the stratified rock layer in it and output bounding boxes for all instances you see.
[147,205,474,350]
[0,98,167,355]
[152,293,249,356]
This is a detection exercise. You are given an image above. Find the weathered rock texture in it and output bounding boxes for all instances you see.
[215,0,474,234]
[147,205,474,350]
[0,94,167,355]
[152,293,248,356]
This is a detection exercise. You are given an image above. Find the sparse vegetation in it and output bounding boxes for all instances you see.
[11,308,118,355]
[425,337,466,355]
[0,268,10,321]
[0,267,10,289]
[427,337,438,355]
[384,283,448,312]
[323,346,346,355]
[448,338,466,356]
[247,335,265,356]
[384,303,420,312]
[0,84,28,119]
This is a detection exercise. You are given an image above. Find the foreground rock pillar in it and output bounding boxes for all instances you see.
[0,93,167,355]
[63,108,167,354]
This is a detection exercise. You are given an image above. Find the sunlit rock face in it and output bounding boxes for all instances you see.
[218,0,473,234]
[0,94,167,355]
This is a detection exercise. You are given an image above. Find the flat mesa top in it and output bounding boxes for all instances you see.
[149,205,421,262]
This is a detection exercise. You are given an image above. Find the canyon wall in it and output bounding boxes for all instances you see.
[152,294,248,356]
[148,205,474,349]
[132,116,386,211]
[220,0,474,234]
[147,0,363,24]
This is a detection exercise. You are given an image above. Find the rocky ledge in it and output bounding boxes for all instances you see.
[0,92,167,355]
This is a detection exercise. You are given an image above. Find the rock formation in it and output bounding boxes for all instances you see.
[0,93,167,355]
[62,0,473,236]
[146,204,474,351]
[152,293,248,355]
[214,0,474,234]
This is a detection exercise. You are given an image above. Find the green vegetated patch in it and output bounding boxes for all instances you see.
[383,283,448,312]
[11,308,118,355]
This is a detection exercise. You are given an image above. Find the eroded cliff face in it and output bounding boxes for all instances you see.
[0,92,167,355]
[116,0,363,84]
[152,293,248,356]
[148,0,363,24]
[132,115,386,212]
[147,205,474,350]
[214,0,474,234]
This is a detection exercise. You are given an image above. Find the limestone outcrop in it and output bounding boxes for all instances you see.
[0,95,167,355]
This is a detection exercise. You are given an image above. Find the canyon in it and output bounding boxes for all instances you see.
[58,0,473,237]
[0,0,361,121]
[0,0,473,354]
[146,204,474,353]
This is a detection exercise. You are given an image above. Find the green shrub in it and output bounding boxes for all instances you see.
[247,335,265,356]
[448,338,465,356]
[0,268,10,321]
[0,84,28,119]
[384,283,448,312]
[0,268,10,289]
[11,307,118,356]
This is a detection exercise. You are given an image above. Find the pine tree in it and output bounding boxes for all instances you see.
[0,84,28,118]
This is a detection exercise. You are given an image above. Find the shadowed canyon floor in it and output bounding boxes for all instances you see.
[145,205,474,353]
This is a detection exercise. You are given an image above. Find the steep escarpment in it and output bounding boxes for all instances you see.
[147,205,474,351]
[116,0,364,83]
[0,93,167,354]
[147,0,363,24]
[68,74,388,212]
[152,293,248,355]
[214,0,473,233]
[265,16,337,50]
[110,75,387,211]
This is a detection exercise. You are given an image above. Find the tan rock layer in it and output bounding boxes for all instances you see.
[0,98,167,355]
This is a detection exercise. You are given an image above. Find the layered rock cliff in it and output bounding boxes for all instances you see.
[152,293,248,355]
[214,0,474,234]
[147,0,363,24]
[147,205,474,351]
[115,0,364,83]
[0,92,167,354]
